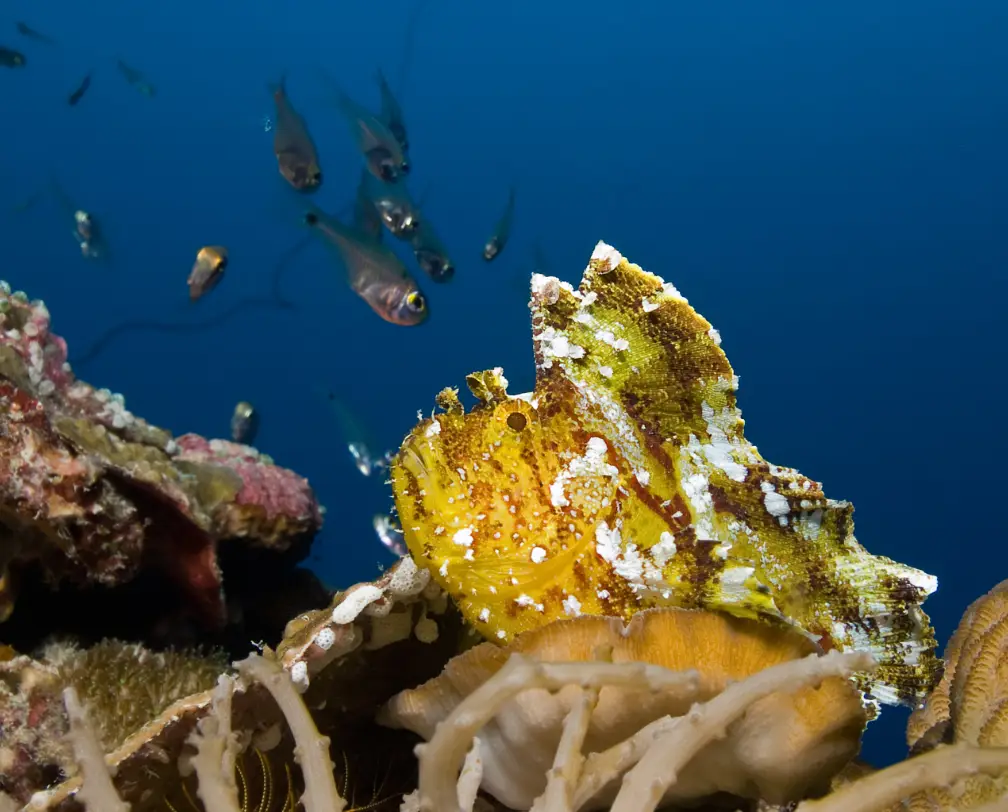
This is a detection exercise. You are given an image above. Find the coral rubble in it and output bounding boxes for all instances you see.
[0,283,323,630]
[390,241,939,709]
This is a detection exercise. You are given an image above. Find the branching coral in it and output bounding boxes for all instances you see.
[383,608,873,811]
[394,647,872,812]
[25,587,1008,812]
[49,654,348,812]
[61,687,129,812]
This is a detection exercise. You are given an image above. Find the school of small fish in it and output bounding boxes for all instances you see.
[2,10,535,560]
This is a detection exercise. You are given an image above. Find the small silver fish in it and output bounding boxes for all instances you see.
[483,186,515,262]
[410,219,454,282]
[231,401,258,444]
[373,514,407,557]
[320,72,409,182]
[360,171,421,239]
[73,210,105,259]
[349,440,374,476]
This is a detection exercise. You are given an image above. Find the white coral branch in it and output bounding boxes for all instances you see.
[531,685,599,812]
[414,653,701,812]
[235,654,346,812]
[610,650,876,812]
[188,674,242,812]
[796,743,1008,812]
[456,738,483,812]
[572,714,679,810]
[62,687,130,812]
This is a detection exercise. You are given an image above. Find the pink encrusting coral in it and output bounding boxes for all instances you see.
[174,434,323,540]
[0,282,324,628]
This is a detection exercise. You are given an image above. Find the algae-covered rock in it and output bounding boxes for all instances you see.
[0,284,323,632]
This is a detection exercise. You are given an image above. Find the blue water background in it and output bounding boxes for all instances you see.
[2,0,1007,767]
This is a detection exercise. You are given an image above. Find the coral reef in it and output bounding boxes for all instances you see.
[390,241,938,709]
[6,242,1008,812]
[25,572,1008,812]
[0,282,323,632]
[18,557,460,812]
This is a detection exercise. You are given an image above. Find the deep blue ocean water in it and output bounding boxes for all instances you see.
[2,0,1006,769]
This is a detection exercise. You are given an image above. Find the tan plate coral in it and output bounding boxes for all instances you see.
[382,607,870,810]
[390,240,939,708]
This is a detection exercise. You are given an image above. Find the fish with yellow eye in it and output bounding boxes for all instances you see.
[390,240,942,712]
[303,203,428,326]
[188,245,228,301]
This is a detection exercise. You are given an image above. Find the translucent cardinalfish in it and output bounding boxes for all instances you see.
[326,77,409,183]
[271,76,322,192]
[231,401,259,444]
[67,72,92,106]
[117,59,155,96]
[359,170,421,239]
[16,22,55,44]
[51,180,109,261]
[0,47,26,68]
[303,205,428,326]
[482,186,515,262]
[390,240,941,710]
[376,68,409,154]
[188,245,228,301]
[409,219,454,283]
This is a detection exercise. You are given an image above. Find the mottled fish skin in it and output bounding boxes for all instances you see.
[0,47,26,68]
[483,186,515,262]
[376,68,409,153]
[409,219,454,283]
[304,205,427,326]
[271,77,323,192]
[360,170,421,239]
[391,240,941,713]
